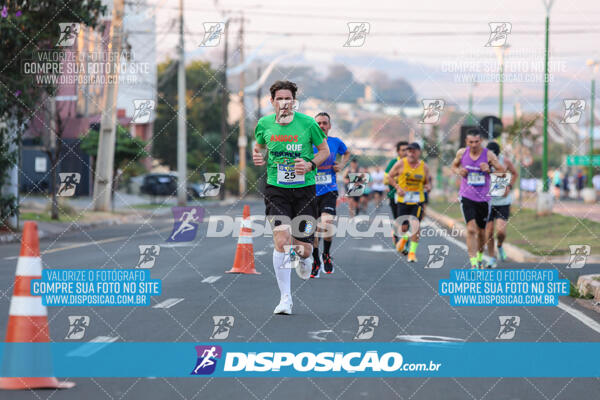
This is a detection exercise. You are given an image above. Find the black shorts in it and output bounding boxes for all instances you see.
[488,204,510,221]
[460,197,491,229]
[396,202,424,223]
[316,191,338,216]
[389,197,399,219]
[264,184,318,243]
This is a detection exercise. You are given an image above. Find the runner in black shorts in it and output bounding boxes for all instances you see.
[253,80,330,315]
[384,141,408,245]
[310,112,350,277]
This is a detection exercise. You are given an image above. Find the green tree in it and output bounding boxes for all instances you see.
[0,1,106,226]
[153,60,232,182]
[81,125,148,192]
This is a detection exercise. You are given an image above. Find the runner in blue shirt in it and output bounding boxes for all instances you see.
[311,112,351,277]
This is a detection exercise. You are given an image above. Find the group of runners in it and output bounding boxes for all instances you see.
[253,80,518,315]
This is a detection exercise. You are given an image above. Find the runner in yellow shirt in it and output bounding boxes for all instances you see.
[388,143,431,262]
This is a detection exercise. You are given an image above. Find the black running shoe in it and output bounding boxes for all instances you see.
[323,254,334,274]
[310,258,320,278]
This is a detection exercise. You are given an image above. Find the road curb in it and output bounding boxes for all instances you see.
[427,207,600,264]
[577,274,600,301]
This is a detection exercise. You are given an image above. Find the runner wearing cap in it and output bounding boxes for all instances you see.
[388,142,432,262]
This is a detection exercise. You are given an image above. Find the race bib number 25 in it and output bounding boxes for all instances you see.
[277,164,305,185]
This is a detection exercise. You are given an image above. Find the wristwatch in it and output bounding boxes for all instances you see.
[309,160,317,171]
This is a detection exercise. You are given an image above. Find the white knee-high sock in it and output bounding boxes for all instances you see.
[273,249,291,298]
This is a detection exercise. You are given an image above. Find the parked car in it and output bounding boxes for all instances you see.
[140,173,177,197]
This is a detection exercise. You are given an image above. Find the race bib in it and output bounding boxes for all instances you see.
[403,191,421,203]
[467,172,485,186]
[315,172,332,185]
[277,164,305,185]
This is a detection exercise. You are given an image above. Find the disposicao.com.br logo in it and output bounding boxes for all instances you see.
[222,351,441,374]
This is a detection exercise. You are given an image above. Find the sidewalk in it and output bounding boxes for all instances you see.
[518,194,600,223]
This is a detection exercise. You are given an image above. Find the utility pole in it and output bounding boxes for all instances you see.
[256,64,262,120]
[93,0,124,211]
[219,20,230,201]
[176,0,187,206]
[237,14,247,197]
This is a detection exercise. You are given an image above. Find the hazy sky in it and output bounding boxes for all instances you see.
[140,0,600,112]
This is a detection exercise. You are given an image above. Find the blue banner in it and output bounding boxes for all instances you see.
[1,342,599,377]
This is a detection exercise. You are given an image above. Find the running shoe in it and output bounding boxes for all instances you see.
[296,255,313,280]
[323,254,334,274]
[498,246,507,261]
[396,237,408,253]
[310,257,321,278]
[478,260,487,269]
[488,257,497,269]
[407,252,417,263]
[273,294,293,315]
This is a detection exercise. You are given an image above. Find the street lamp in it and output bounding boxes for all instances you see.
[494,44,510,121]
[468,81,478,125]
[538,0,554,215]
[586,60,598,187]
[583,59,599,202]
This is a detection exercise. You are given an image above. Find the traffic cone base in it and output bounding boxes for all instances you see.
[0,377,75,390]
[0,221,75,391]
[226,205,260,274]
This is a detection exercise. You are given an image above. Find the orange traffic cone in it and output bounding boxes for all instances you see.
[226,205,260,274]
[0,221,75,390]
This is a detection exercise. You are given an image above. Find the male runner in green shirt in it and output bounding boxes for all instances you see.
[253,80,330,315]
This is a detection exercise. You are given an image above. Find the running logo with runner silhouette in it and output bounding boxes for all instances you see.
[567,245,591,269]
[56,23,80,47]
[354,316,379,340]
[210,316,234,340]
[425,245,449,269]
[65,316,90,340]
[132,100,155,124]
[57,172,81,197]
[137,245,160,268]
[496,316,520,340]
[201,173,225,197]
[191,345,222,375]
[168,207,204,242]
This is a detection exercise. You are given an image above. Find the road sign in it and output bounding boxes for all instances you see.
[566,155,600,166]
[479,116,503,139]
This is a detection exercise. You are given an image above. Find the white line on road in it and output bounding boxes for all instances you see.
[557,301,600,335]
[202,275,221,283]
[431,218,600,335]
[66,336,119,357]
[153,298,184,309]
[395,334,465,343]
[3,227,173,260]
[254,251,267,256]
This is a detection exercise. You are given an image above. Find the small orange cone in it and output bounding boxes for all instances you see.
[0,221,75,390]
[226,205,260,274]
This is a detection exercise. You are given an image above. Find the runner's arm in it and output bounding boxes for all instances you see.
[253,142,266,166]
[451,148,468,177]
[487,152,506,173]
[334,150,351,173]
[423,163,432,192]
[505,158,518,189]
[313,141,330,167]
[387,160,404,190]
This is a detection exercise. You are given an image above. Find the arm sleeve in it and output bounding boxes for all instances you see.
[310,120,325,146]
[254,120,265,144]
[338,139,348,155]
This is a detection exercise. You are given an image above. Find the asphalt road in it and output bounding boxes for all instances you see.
[1,200,599,400]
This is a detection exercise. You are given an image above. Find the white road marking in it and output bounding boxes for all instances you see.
[395,334,464,343]
[432,217,600,334]
[254,251,267,256]
[357,244,395,253]
[202,275,221,284]
[162,243,196,248]
[4,227,172,259]
[308,330,334,341]
[67,336,119,357]
[557,301,600,334]
[153,298,184,309]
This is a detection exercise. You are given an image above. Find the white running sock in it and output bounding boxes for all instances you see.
[273,249,291,298]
